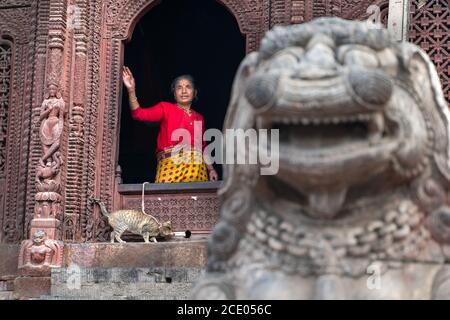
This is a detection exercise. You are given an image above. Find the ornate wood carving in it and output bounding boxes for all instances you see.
[2,0,446,251]
[0,0,33,8]
[27,0,68,244]
[0,42,12,244]
[18,230,64,275]
[1,0,440,256]
[63,0,89,242]
[0,0,402,247]
[77,0,394,243]
[409,0,450,105]
[13,0,78,276]
[122,193,220,233]
[84,0,266,242]
[78,0,102,242]
[270,1,389,28]
[306,0,388,22]
[0,43,11,179]
[0,2,37,244]
[291,0,306,24]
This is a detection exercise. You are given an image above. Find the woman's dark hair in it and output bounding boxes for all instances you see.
[171,74,198,101]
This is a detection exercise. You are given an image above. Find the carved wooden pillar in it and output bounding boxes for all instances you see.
[19,0,69,272]
[0,41,11,244]
[63,0,88,242]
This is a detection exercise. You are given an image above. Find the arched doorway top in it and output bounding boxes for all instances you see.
[105,0,259,40]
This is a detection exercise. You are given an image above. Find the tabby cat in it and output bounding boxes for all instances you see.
[92,198,174,243]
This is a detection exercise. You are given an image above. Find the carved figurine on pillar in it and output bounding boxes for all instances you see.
[39,83,65,168]
[18,230,64,275]
[19,83,66,274]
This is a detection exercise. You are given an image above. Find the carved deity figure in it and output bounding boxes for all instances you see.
[18,230,63,269]
[35,84,65,194]
[192,18,450,299]
[39,83,65,167]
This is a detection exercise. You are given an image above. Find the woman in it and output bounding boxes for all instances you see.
[122,66,219,183]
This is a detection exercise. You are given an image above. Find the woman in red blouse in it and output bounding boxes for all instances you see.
[122,66,219,183]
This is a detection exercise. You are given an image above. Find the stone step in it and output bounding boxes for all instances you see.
[64,241,207,269]
[0,291,13,300]
[47,267,204,300]
[50,281,194,299]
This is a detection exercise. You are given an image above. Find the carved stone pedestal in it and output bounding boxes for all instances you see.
[57,240,207,300]
[14,230,64,299]
[18,230,64,272]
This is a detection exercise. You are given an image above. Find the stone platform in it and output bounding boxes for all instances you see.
[13,238,209,299]
[63,237,208,269]
[44,267,203,300]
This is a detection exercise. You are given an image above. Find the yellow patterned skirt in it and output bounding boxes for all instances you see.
[155,148,209,183]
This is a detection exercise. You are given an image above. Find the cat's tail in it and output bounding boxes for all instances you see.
[91,198,111,218]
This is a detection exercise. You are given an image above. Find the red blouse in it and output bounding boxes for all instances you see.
[131,101,206,153]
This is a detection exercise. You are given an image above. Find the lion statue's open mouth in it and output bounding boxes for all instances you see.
[193,18,450,300]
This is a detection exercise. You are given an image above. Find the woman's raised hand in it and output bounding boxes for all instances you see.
[122,66,136,91]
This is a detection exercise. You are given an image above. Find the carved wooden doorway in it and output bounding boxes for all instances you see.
[86,0,259,242]
[119,0,246,184]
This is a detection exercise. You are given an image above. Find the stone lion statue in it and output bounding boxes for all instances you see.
[192,17,450,299]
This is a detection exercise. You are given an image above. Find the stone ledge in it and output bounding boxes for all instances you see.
[64,240,208,268]
[118,181,222,194]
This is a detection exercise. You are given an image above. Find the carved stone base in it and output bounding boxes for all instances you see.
[18,230,64,277]
[64,239,208,269]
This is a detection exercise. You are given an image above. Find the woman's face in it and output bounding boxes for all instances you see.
[174,79,195,105]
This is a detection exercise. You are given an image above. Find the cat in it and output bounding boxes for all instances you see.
[91,198,174,243]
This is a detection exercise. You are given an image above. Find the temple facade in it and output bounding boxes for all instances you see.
[0,0,448,299]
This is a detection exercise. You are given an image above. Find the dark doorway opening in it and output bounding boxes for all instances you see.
[119,0,246,184]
